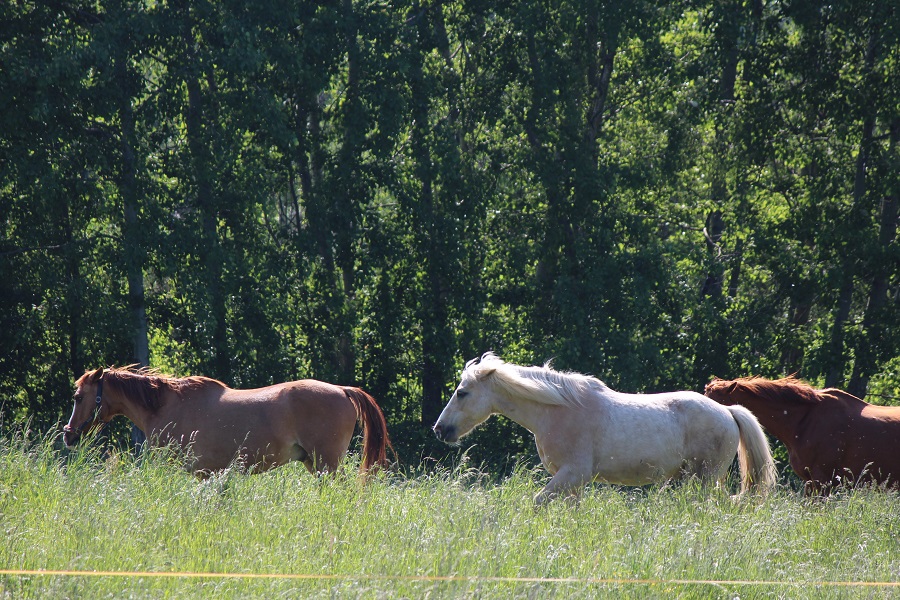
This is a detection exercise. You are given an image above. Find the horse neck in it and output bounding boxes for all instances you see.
[734,390,811,444]
[104,383,155,433]
[490,389,554,435]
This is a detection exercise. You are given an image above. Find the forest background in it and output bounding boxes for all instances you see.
[2,0,898,468]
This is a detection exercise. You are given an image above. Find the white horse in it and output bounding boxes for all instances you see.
[433,353,777,505]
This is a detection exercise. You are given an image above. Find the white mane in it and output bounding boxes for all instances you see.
[463,352,608,407]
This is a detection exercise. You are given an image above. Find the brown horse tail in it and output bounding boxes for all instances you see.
[342,387,394,473]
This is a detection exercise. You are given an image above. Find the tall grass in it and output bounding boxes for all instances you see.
[1,426,899,598]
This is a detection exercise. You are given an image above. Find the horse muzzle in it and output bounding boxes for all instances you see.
[62,425,81,449]
[433,423,457,444]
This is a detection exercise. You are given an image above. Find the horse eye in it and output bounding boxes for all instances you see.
[456,390,468,399]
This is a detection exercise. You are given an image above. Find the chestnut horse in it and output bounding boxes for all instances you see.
[64,367,392,476]
[705,376,900,493]
[434,353,776,504]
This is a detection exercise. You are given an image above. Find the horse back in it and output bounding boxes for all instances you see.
[811,394,900,440]
[269,380,359,425]
[631,390,736,426]
[849,403,900,456]
[602,390,740,457]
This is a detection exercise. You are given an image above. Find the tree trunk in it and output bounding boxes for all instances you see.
[824,32,878,390]
[65,201,83,381]
[824,275,854,388]
[183,33,230,382]
[333,0,363,384]
[700,210,726,299]
[780,297,812,374]
[115,42,148,450]
[411,3,454,426]
[700,0,739,301]
[693,0,744,382]
[525,26,570,340]
[726,237,743,299]
[848,119,899,398]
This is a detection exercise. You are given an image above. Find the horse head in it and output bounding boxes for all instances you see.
[63,368,107,447]
[433,353,500,444]
[704,378,739,405]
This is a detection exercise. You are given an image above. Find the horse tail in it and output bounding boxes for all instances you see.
[342,387,393,473]
[727,405,777,494]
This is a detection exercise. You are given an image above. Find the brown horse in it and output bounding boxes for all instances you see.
[63,367,392,476]
[705,376,900,493]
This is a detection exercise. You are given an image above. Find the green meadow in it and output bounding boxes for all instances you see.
[1,427,899,599]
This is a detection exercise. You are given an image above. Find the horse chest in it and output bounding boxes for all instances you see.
[534,439,559,475]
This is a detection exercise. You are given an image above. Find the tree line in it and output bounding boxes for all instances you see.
[1,0,898,464]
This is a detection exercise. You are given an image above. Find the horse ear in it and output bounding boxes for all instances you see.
[477,352,501,378]
[83,367,103,382]
[476,366,496,380]
[480,351,500,363]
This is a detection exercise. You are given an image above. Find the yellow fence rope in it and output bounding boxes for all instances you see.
[0,570,898,587]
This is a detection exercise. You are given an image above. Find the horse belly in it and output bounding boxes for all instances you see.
[591,404,737,485]
[157,406,295,474]
[590,424,688,485]
[593,456,684,486]
[191,431,292,473]
[842,439,900,484]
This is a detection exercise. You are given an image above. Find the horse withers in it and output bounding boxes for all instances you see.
[64,367,392,476]
[434,353,777,505]
[705,376,900,494]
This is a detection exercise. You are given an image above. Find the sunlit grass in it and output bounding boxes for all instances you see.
[1,426,899,598]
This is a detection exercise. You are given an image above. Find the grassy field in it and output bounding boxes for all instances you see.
[1,427,899,599]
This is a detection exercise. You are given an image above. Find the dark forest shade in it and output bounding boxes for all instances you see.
[1,1,898,468]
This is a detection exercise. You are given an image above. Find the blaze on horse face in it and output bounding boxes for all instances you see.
[433,363,496,444]
[63,369,105,448]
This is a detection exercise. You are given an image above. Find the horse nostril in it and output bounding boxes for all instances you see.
[433,424,444,440]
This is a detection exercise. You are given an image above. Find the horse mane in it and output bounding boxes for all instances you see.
[80,366,223,414]
[724,376,823,404]
[464,352,606,407]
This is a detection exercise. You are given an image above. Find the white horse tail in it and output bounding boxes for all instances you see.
[727,405,778,494]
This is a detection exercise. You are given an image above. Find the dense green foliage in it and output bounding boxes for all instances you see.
[1,428,900,598]
[2,1,899,465]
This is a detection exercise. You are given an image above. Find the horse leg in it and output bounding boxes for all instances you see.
[298,446,346,476]
[301,457,320,475]
[300,453,331,475]
[697,458,730,491]
[534,465,592,506]
[293,444,326,476]
[802,469,834,496]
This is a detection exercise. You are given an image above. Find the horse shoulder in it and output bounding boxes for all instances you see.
[790,401,851,468]
[147,382,214,423]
